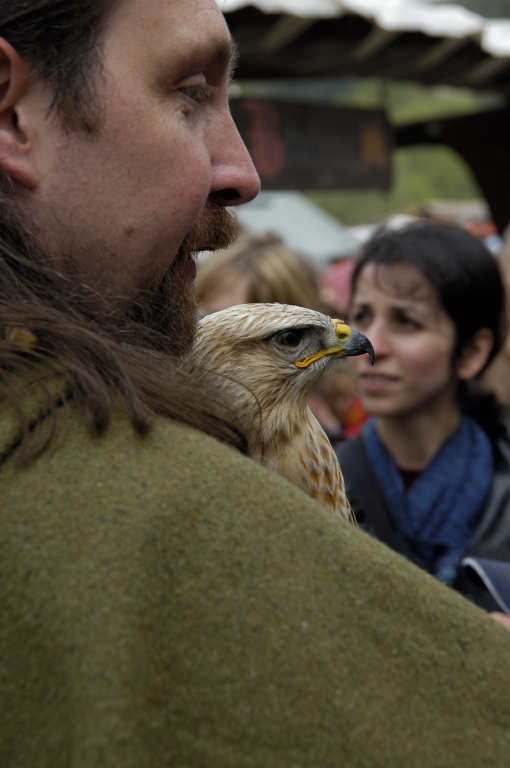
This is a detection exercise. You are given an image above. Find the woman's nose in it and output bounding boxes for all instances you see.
[364,320,391,359]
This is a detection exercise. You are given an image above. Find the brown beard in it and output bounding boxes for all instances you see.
[129,203,240,357]
[0,196,248,461]
[6,196,240,359]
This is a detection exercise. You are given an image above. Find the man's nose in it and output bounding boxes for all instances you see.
[208,113,260,207]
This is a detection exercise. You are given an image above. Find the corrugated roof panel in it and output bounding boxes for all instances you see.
[482,20,510,57]
[373,2,483,37]
[219,0,510,59]
[218,0,343,17]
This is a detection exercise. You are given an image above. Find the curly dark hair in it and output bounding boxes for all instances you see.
[352,222,508,461]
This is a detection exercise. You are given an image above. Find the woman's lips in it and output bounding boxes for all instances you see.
[360,373,398,393]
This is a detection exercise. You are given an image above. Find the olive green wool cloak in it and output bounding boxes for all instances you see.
[1,375,510,767]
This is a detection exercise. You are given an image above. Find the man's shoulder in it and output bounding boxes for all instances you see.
[0,394,329,523]
[3,390,510,768]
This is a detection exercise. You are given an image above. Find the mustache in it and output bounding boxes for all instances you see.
[127,203,241,357]
[128,203,240,354]
[178,203,240,258]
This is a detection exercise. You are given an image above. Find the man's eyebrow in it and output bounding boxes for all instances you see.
[162,37,239,87]
[227,39,240,83]
[210,37,239,84]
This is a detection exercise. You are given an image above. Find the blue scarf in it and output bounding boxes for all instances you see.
[363,416,494,585]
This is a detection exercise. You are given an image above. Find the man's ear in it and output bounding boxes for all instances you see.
[0,37,38,190]
[456,328,494,381]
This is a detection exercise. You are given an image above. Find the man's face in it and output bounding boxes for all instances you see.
[25,0,260,299]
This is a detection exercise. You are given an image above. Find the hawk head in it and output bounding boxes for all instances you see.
[187,303,373,414]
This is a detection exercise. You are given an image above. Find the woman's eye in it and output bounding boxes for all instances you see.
[181,83,218,104]
[350,310,371,327]
[396,313,420,330]
[276,330,305,347]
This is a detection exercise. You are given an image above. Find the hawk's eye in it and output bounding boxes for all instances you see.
[276,330,305,347]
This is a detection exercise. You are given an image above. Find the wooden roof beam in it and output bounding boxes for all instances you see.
[351,27,400,63]
[259,15,316,54]
[462,56,510,86]
[413,37,469,74]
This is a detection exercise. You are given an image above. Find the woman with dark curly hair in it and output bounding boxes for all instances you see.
[338,222,510,611]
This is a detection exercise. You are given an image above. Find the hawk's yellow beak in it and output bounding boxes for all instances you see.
[295,319,374,368]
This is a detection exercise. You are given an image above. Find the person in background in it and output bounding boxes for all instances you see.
[338,222,510,612]
[481,225,510,412]
[318,365,369,439]
[319,256,356,319]
[320,257,369,438]
[197,232,325,314]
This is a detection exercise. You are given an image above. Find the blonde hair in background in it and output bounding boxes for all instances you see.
[196,232,325,312]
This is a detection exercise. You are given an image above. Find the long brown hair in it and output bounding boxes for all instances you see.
[0,196,248,463]
[0,0,250,462]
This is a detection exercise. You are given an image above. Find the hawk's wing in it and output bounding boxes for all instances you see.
[260,414,356,525]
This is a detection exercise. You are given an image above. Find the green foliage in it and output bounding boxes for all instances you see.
[342,79,503,125]
[383,82,502,125]
[303,80,500,224]
[235,78,498,226]
[235,78,503,125]
[306,145,481,225]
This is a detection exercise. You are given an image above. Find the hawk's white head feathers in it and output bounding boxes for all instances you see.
[184,303,374,521]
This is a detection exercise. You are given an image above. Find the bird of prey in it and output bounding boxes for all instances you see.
[185,303,374,523]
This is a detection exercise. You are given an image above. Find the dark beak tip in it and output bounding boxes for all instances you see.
[344,328,375,365]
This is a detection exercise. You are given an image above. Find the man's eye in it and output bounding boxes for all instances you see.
[275,330,305,347]
[181,83,218,104]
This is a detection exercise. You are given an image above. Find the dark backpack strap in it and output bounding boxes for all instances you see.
[338,436,421,566]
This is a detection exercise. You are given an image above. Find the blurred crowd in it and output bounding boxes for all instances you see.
[196,220,510,615]
[196,232,370,448]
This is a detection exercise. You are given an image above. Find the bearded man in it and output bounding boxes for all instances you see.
[0,2,509,767]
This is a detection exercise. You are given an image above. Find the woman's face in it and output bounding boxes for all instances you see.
[348,263,458,419]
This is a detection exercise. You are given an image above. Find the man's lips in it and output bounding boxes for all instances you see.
[179,258,196,282]
[195,244,219,253]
